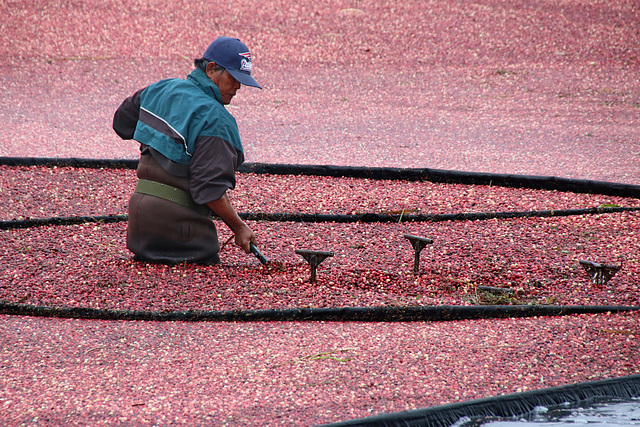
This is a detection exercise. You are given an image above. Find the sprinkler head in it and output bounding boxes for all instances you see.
[579,260,621,286]
[404,234,433,274]
[295,249,334,283]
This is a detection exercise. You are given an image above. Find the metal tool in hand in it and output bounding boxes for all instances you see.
[218,217,268,264]
[250,243,269,264]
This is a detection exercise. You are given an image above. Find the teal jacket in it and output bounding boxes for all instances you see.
[133,68,243,165]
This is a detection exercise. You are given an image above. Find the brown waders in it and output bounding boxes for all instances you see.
[127,152,220,265]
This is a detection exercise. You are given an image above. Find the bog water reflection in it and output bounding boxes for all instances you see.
[458,398,640,426]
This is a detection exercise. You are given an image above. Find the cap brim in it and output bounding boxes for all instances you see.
[227,69,262,89]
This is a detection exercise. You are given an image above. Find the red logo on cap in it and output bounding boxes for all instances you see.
[239,52,252,60]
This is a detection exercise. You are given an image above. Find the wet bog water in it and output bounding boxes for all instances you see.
[463,398,640,426]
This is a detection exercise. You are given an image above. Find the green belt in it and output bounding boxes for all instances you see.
[134,179,211,217]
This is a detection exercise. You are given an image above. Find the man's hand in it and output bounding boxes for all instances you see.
[232,223,256,254]
[207,193,256,253]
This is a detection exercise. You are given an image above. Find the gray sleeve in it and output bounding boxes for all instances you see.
[188,135,245,205]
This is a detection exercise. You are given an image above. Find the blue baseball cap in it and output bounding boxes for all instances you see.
[203,36,261,89]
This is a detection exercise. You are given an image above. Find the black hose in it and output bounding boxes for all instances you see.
[238,207,640,223]
[1,302,638,322]
[2,156,640,198]
[2,206,640,230]
[0,156,138,169]
[0,215,128,229]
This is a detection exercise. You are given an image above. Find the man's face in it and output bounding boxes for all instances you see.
[206,63,241,105]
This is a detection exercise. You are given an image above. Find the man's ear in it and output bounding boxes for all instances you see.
[205,62,219,79]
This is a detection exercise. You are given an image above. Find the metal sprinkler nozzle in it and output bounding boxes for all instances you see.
[404,234,433,274]
[579,260,621,286]
[295,249,334,283]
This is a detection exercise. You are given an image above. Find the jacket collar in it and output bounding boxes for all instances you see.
[187,68,224,105]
